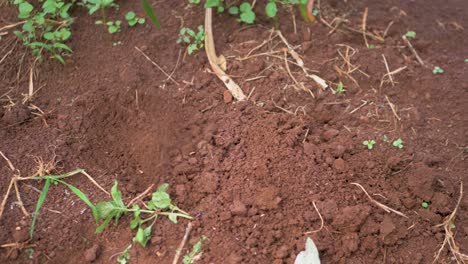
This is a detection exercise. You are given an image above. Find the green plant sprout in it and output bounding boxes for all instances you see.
[335,81,345,94]
[404,31,416,38]
[125,11,145,26]
[183,236,208,264]
[96,20,122,34]
[13,0,74,64]
[116,244,132,264]
[265,1,278,18]
[80,0,119,23]
[177,26,205,55]
[95,182,193,247]
[432,66,444,74]
[228,2,256,24]
[363,140,376,150]
[392,138,404,149]
[421,202,429,209]
[368,44,375,49]
[142,0,161,28]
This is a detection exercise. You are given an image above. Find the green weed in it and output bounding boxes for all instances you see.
[95,20,122,33]
[116,244,132,264]
[125,11,145,26]
[12,0,74,64]
[95,182,192,247]
[183,236,208,264]
[29,169,100,238]
[432,66,444,74]
[80,0,118,23]
[363,140,376,150]
[335,81,345,94]
[227,2,255,24]
[392,138,404,149]
[177,26,205,55]
[142,0,161,28]
[404,31,416,38]
[421,202,429,209]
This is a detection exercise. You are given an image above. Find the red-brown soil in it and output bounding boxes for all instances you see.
[1,0,467,263]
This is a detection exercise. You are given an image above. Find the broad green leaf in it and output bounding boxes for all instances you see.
[152,191,171,209]
[239,2,251,12]
[265,2,277,18]
[18,2,34,19]
[126,11,136,20]
[168,213,177,224]
[240,11,255,24]
[22,21,35,33]
[43,32,55,41]
[228,6,239,15]
[142,0,160,29]
[30,179,51,238]
[111,181,125,207]
[157,183,169,193]
[96,201,118,218]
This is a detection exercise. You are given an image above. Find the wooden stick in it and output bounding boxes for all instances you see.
[172,222,193,264]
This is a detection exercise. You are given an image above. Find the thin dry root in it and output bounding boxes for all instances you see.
[433,183,467,264]
[304,201,324,234]
[351,183,408,218]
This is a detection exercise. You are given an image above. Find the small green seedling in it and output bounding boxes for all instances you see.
[392,138,404,149]
[125,11,145,26]
[116,244,132,264]
[25,248,34,260]
[404,31,416,38]
[335,81,345,94]
[96,182,192,247]
[80,0,118,23]
[421,202,429,209]
[96,20,122,34]
[363,140,376,150]
[265,1,278,18]
[229,2,255,24]
[368,44,375,49]
[177,26,205,55]
[432,66,444,74]
[183,236,208,264]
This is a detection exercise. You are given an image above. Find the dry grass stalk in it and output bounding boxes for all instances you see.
[380,54,407,88]
[361,8,369,48]
[135,46,180,86]
[433,183,468,264]
[385,95,401,121]
[351,182,408,218]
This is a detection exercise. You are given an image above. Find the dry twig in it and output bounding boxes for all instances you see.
[433,183,468,264]
[135,46,180,86]
[351,182,408,218]
[402,35,425,67]
[172,222,193,264]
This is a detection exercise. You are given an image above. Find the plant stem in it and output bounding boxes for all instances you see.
[125,208,194,220]
[100,7,106,24]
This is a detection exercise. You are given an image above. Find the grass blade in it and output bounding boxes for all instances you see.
[142,0,160,29]
[30,179,51,238]
[57,180,99,223]
[96,214,113,234]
